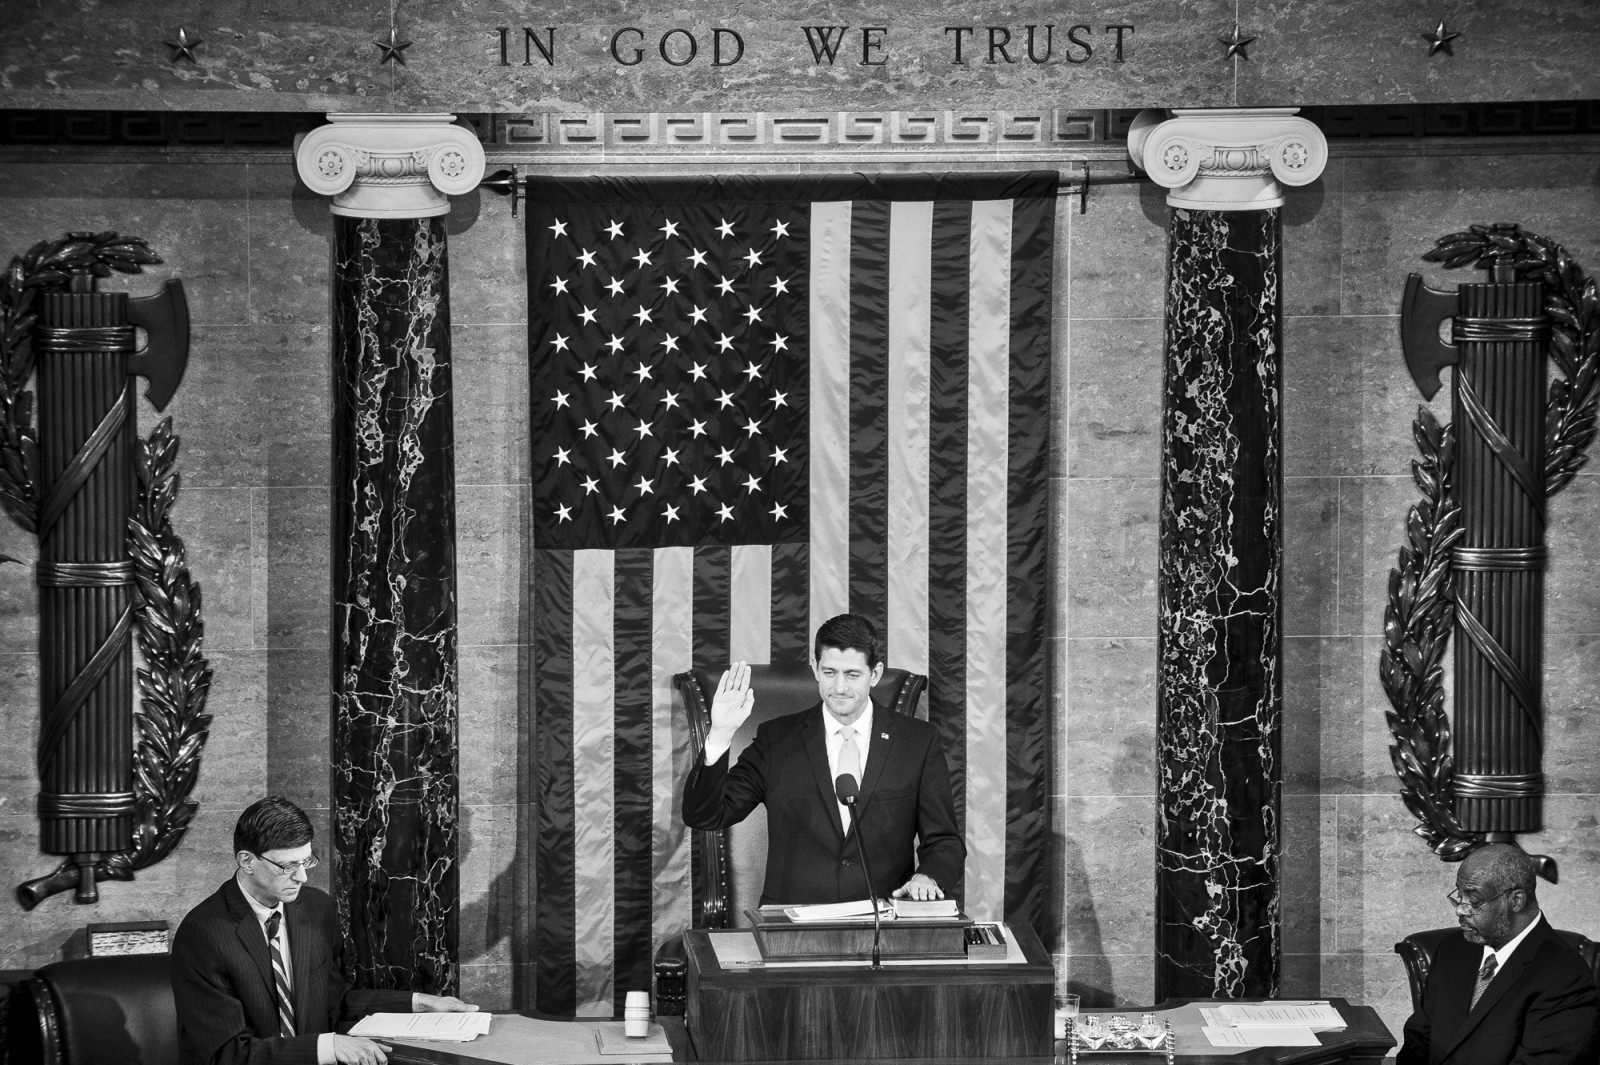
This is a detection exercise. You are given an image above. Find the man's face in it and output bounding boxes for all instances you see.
[815,646,883,726]
[1453,863,1519,948]
[237,842,314,908]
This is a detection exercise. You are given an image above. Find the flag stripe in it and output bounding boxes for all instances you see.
[963,199,1014,922]
[1004,194,1056,931]
[572,549,617,1015]
[887,202,933,676]
[532,548,576,1014]
[808,201,852,637]
[613,549,655,1011]
[730,544,773,664]
[770,542,809,662]
[650,547,693,960]
[927,199,972,836]
[847,200,890,632]
[692,546,731,672]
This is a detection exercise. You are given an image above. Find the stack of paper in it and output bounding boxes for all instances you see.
[1200,1001,1345,1048]
[349,1012,493,1042]
[782,898,892,922]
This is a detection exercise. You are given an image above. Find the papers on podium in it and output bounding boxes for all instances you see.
[348,1011,493,1042]
[779,897,961,922]
[1200,1001,1346,1048]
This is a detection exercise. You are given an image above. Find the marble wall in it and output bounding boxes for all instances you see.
[2,136,1599,1045]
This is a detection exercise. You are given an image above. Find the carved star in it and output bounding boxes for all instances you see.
[1422,20,1460,56]
[374,26,413,65]
[1218,24,1255,61]
[165,27,203,64]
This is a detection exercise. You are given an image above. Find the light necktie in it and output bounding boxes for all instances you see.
[1470,954,1498,1010]
[265,911,297,1037]
[838,726,861,832]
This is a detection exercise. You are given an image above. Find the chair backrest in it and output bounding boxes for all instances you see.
[675,661,927,928]
[1395,926,1600,1014]
[26,954,178,1065]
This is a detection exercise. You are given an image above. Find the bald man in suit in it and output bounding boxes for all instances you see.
[1398,843,1599,1065]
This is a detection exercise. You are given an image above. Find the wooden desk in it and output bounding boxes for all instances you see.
[383,998,1393,1065]
[683,922,1056,1061]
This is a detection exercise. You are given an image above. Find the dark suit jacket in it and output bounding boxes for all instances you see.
[682,700,964,905]
[172,877,413,1065]
[1399,918,1600,1065]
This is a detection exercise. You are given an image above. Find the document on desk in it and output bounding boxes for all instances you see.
[1202,1025,1321,1047]
[1215,1001,1346,1030]
[349,1011,493,1041]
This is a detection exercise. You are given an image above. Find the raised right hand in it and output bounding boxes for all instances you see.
[707,661,754,748]
[330,1035,391,1065]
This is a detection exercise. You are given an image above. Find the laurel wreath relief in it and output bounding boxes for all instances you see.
[0,232,212,892]
[1382,224,1600,860]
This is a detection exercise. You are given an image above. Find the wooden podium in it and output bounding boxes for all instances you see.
[682,920,1055,1061]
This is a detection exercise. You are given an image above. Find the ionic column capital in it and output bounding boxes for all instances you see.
[1128,108,1327,212]
[294,113,486,219]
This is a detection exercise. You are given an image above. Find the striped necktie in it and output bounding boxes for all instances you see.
[1469,953,1498,1010]
[265,911,297,1037]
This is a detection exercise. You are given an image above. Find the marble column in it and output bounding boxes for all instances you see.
[295,115,485,995]
[1129,109,1328,1000]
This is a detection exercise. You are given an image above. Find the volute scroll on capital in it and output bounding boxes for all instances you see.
[1128,108,1329,212]
[294,113,487,219]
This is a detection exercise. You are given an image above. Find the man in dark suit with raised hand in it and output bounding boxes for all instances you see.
[172,796,476,1065]
[682,613,964,906]
[1399,842,1599,1065]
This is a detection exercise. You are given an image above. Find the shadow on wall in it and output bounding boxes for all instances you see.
[1059,829,1115,1007]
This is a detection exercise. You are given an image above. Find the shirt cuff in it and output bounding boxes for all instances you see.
[703,738,730,765]
[413,992,422,1010]
[317,1033,334,1065]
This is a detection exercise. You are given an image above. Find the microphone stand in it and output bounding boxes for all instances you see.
[836,774,882,968]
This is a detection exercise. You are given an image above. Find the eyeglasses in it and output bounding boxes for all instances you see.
[254,851,319,877]
[1447,887,1511,911]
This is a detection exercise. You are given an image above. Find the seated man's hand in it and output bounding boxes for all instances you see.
[330,1035,391,1065]
[706,660,754,751]
[417,993,479,1012]
[891,873,944,901]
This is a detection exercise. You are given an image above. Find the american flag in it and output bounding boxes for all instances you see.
[525,172,1056,1016]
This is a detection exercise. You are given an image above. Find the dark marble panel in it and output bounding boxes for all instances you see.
[0,163,250,327]
[454,324,531,489]
[1063,638,1157,798]
[248,160,334,326]
[1064,318,1163,480]
[1282,477,1338,637]
[1239,0,1600,108]
[1281,314,1440,480]
[1068,180,1168,324]
[330,215,459,997]
[1155,207,1281,1000]
[1340,152,1600,319]
[143,324,332,489]
[1063,478,1159,640]
[0,0,390,110]
[167,487,255,652]
[253,485,332,649]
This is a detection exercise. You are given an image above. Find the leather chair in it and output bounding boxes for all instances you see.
[653,661,927,1014]
[21,954,178,1065]
[1395,927,1600,1014]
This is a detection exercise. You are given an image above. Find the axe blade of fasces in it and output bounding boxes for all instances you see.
[126,279,190,412]
[1399,273,1460,401]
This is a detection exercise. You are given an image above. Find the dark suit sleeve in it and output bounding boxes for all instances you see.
[682,726,772,830]
[172,914,322,1065]
[910,731,964,897]
[1511,959,1600,1065]
[1397,991,1432,1065]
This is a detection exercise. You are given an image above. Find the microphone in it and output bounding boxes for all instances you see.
[835,773,882,968]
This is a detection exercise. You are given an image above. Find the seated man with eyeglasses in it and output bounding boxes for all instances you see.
[1398,842,1599,1065]
[173,796,476,1065]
